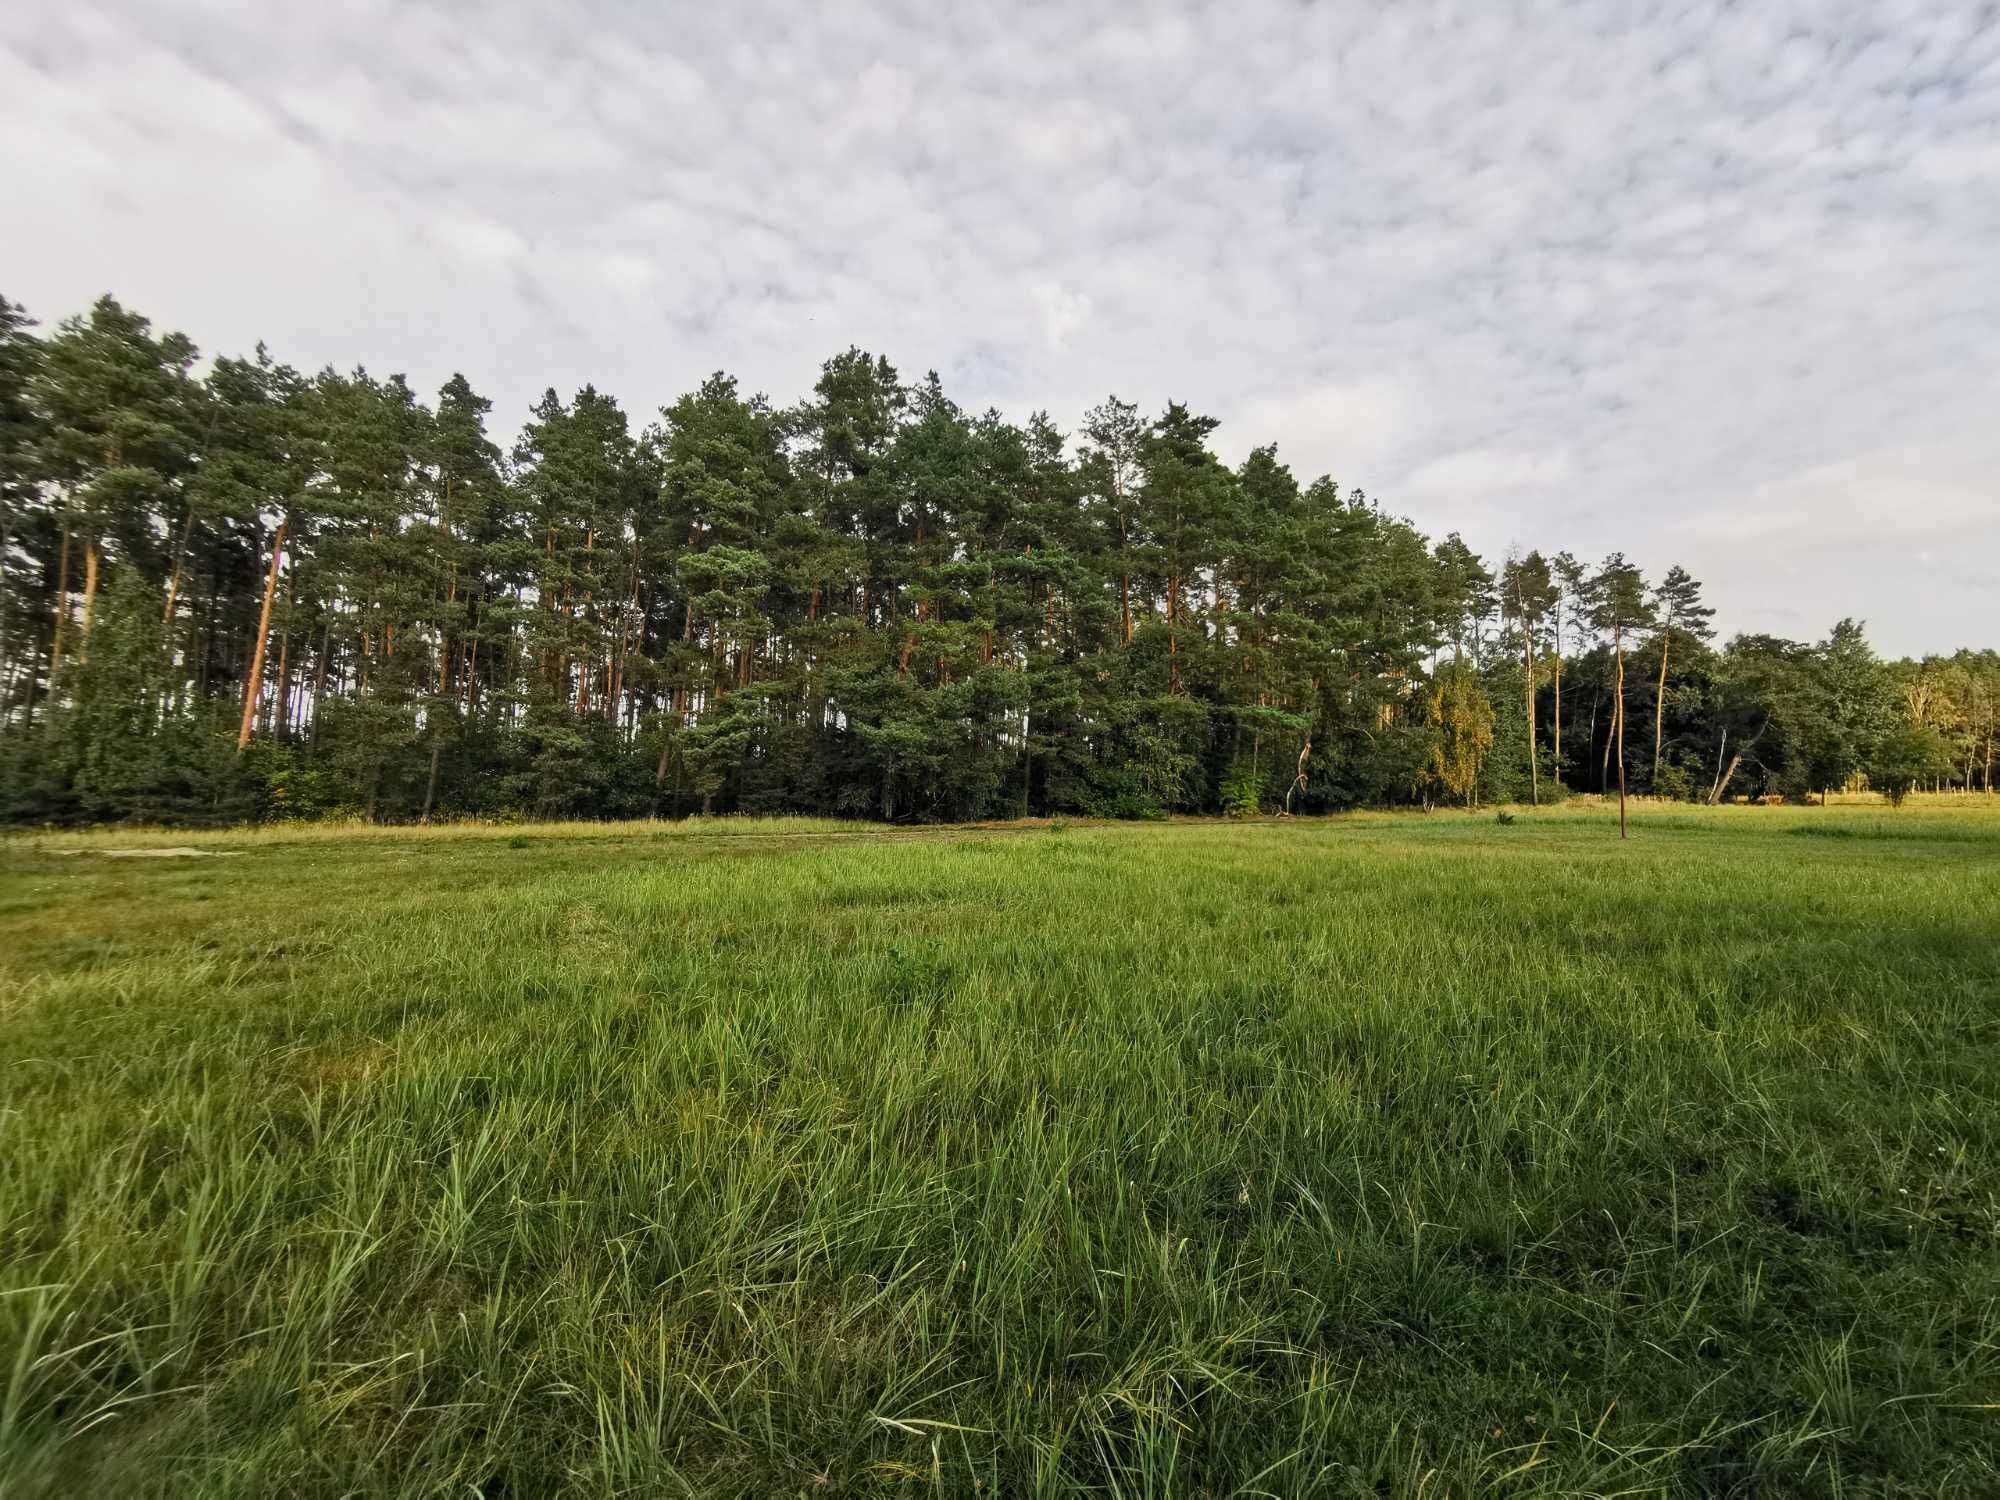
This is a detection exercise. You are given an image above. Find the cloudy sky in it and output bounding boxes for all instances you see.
[5,1,1995,655]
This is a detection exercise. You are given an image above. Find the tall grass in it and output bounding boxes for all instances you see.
[5,812,864,853]
[2,803,1997,1494]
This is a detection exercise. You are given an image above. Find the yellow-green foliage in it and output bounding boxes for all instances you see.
[1421,663,1495,806]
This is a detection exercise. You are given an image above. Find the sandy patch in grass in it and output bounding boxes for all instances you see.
[56,846,244,858]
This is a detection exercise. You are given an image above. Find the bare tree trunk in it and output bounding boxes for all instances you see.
[20,624,39,732]
[1615,628,1628,839]
[1707,727,1728,803]
[420,739,442,822]
[49,520,72,692]
[652,716,674,817]
[1707,751,1743,805]
[1284,735,1312,815]
[162,506,195,630]
[40,524,73,736]
[1524,616,1539,806]
[236,519,286,751]
[1552,617,1564,782]
[0,511,11,693]
[437,476,456,695]
[77,541,100,663]
[51,533,80,712]
[309,625,330,748]
[271,629,291,740]
[1652,627,1671,786]
[1599,690,1613,791]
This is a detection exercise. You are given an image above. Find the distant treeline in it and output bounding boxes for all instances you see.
[0,293,1992,825]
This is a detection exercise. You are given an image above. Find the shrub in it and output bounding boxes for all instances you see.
[1076,766,1167,820]
[1653,762,1695,802]
[1219,768,1264,819]
[1869,722,1952,807]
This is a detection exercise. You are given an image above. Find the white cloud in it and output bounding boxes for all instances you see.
[1402,448,1579,536]
[1697,447,1996,548]
[1221,380,1416,490]
[2,0,1996,654]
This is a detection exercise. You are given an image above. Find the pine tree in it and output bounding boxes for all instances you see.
[31,296,200,709]
[0,290,1973,830]
[1648,564,1714,789]
[1587,553,1655,838]
[1499,551,1556,805]
[1548,551,1587,784]
[0,297,44,722]
[1431,533,1495,665]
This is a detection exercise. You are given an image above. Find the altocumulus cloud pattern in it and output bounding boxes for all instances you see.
[3,0,1996,651]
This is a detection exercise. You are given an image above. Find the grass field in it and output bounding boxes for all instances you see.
[2,800,1997,1496]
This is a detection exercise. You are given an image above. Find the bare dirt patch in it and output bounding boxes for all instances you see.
[57,846,243,858]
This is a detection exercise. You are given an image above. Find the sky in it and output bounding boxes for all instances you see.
[4,1,1996,657]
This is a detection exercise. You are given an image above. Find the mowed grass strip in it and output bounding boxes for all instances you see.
[2,803,1997,1496]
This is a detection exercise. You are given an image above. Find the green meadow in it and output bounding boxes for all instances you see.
[2,801,1997,1496]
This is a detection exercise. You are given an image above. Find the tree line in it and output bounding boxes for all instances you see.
[0,293,1991,826]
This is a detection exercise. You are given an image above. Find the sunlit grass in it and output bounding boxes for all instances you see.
[2,802,1996,1494]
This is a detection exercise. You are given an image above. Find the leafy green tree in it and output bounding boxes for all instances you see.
[1896,650,2000,792]
[1419,661,1494,809]
[1813,618,1889,800]
[1868,720,1951,806]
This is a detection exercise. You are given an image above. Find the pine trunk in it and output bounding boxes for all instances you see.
[1599,693,1613,791]
[1652,628,1671,786]
[0,515,11,688]
[1615,629,1628,839]
[77,541,100,663]
[1524,617,1538,806]
[1552,649,1563,782]
[236,520,286,752]
[272,630,291,740]
[46,524,71,708]
[653,716,673,817]
[309,626,330,747]
[420,740,442,822]
[1708,751,1743,805]
[162,507,195,630]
